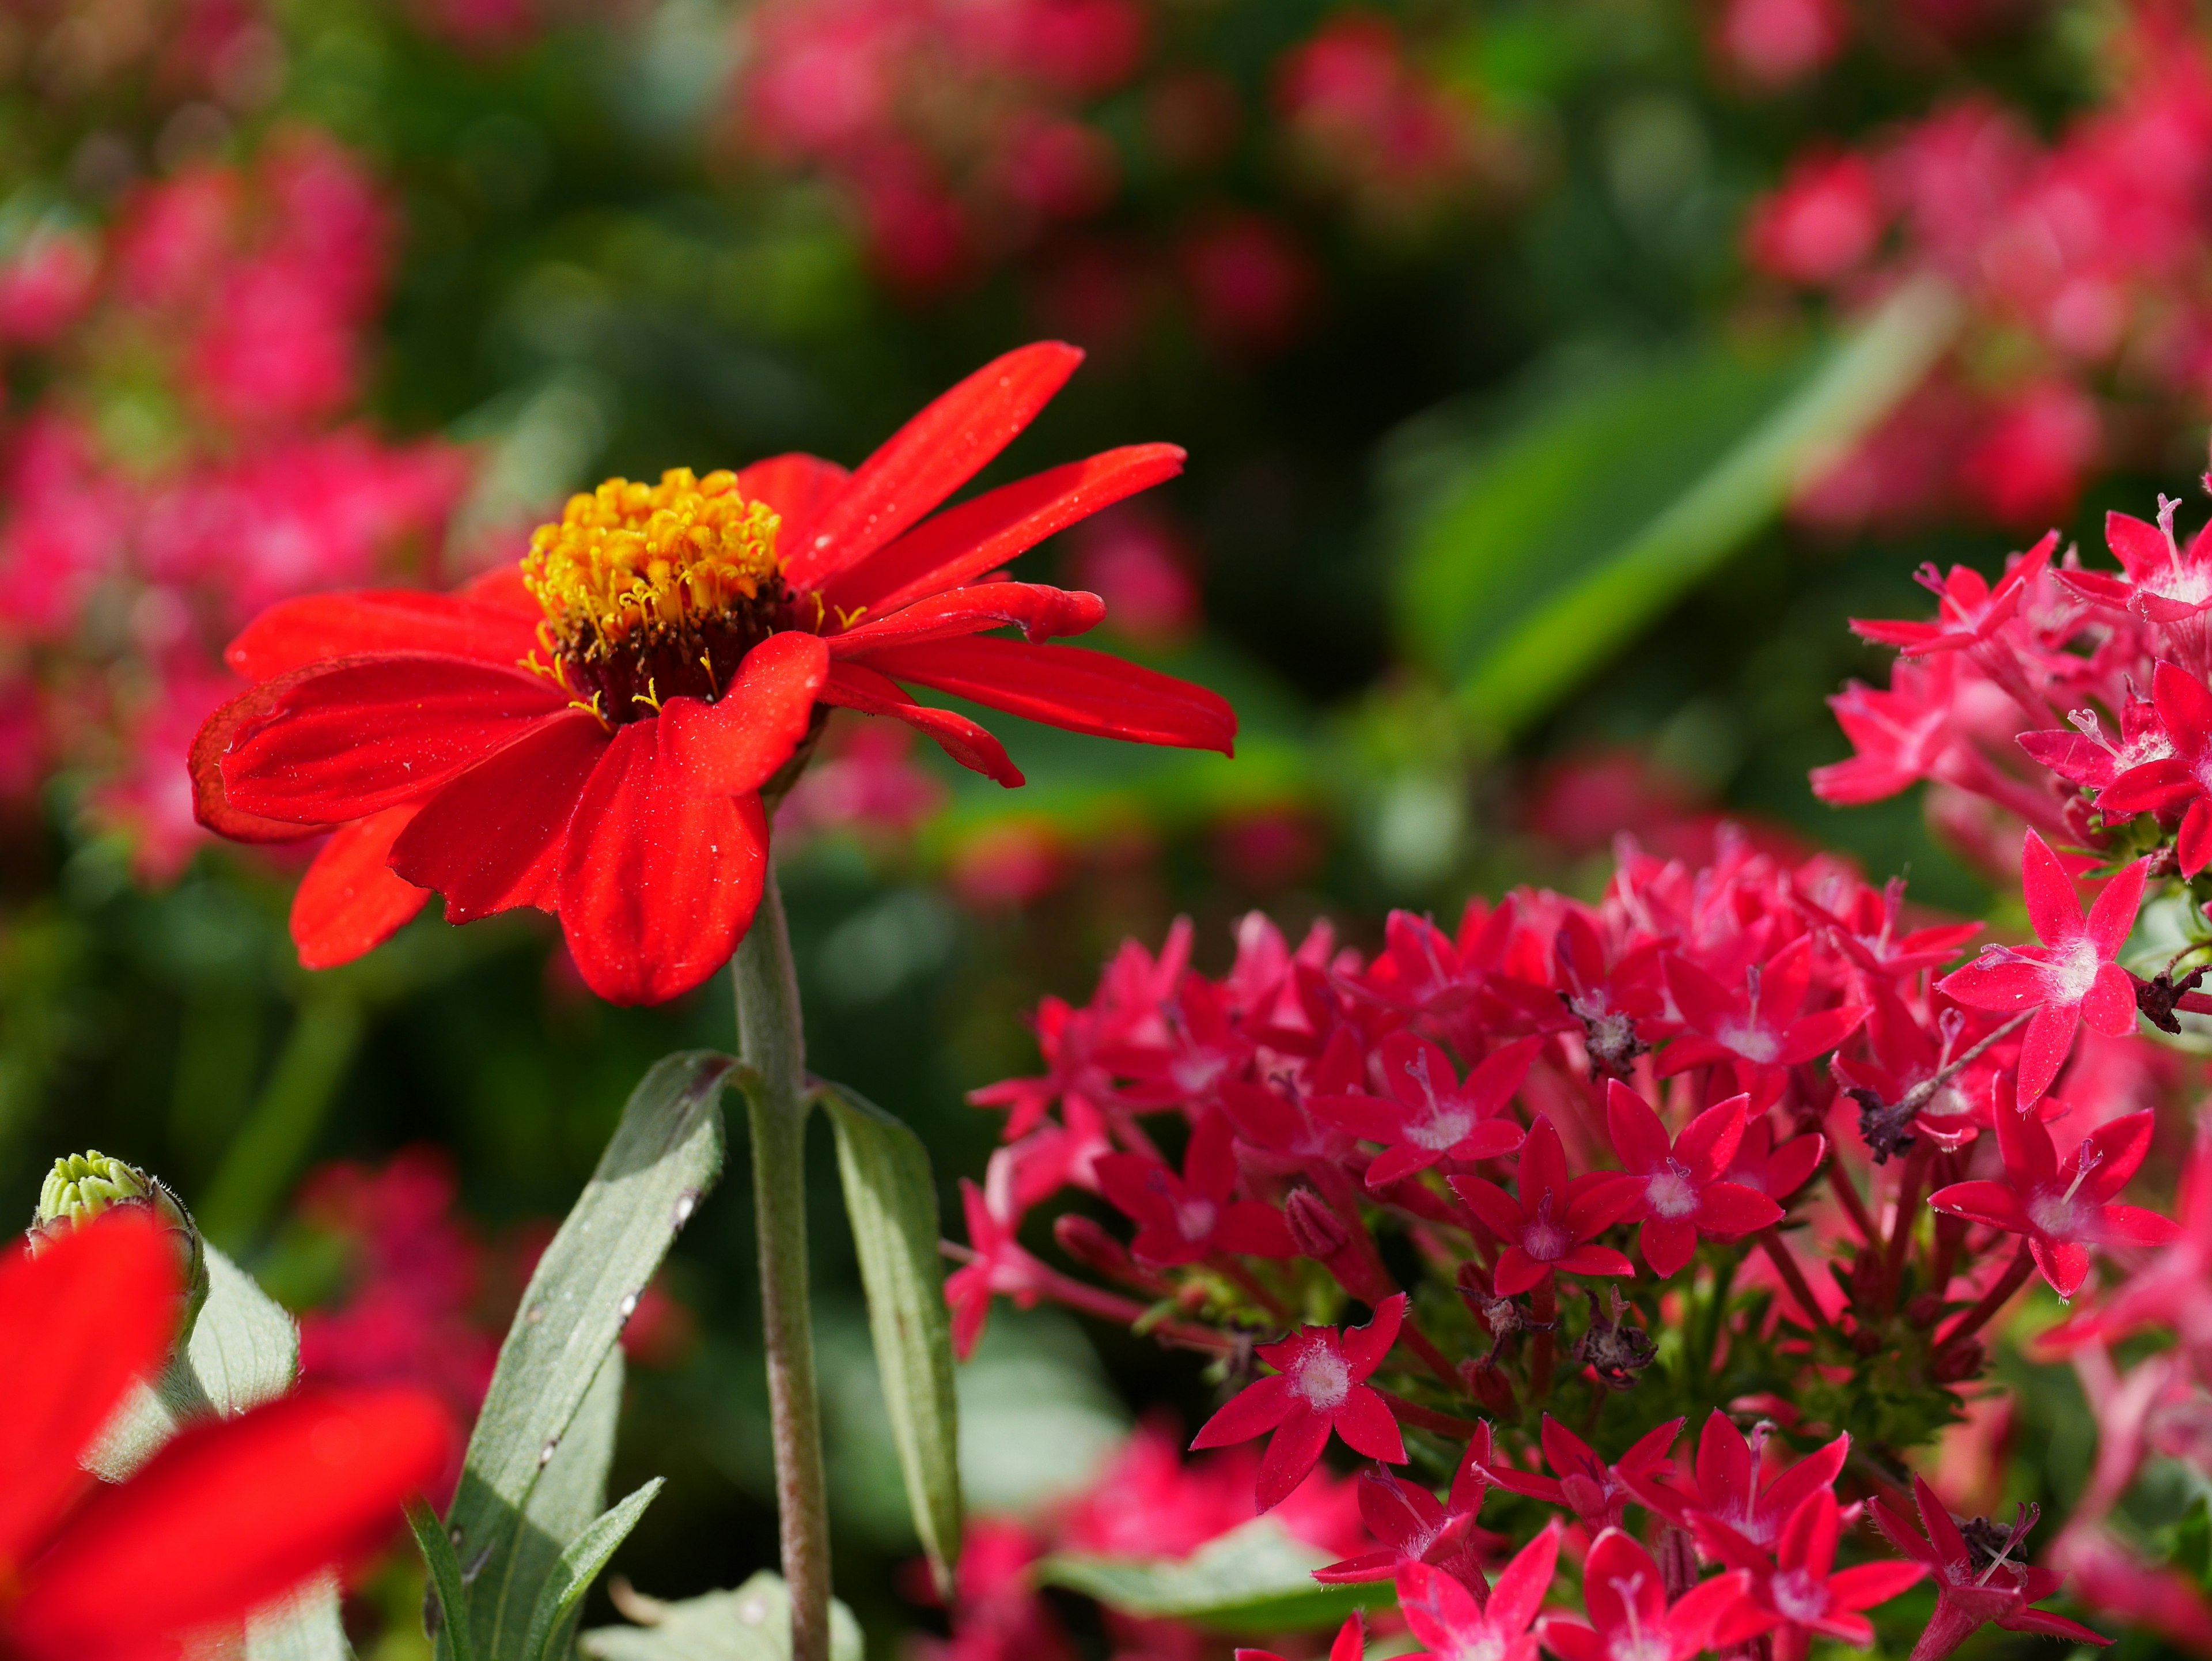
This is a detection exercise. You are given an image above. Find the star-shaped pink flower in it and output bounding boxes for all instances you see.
[1625,1410,1849,1549]
[1694,1487,1928,1651]
[1870,1474,2108,1661]
[1451,1117,1641,1296]
[1851,534,2055,654]
[1928,1104,2179,1299]
[1936,830,2146,1107]
[2096,661,2212,875]
[1604,1083,1783,1278]
[1190,1294,1407,1512]
[1397,1524,1560,1661]
[1316,1424,1497,1591]
[1095,1108,1297,1266]
[1487,1414,1683,1534]
[1312,1034,1538,1190]
[1537,1527,1749,1661]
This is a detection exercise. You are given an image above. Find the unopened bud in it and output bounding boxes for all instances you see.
[1054,1213,1139,1282]
[1933,1338,1985,1382]
[31,1151,208,1336]
[1283,1188,1350,1259]
[1463,1357,1517,1417]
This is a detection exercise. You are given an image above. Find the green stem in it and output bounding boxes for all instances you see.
[196,990,364,1252]
[733,871,833,1661]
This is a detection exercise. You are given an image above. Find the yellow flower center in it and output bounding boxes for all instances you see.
[521,468,789,723]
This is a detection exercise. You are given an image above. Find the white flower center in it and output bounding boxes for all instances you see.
[1172,1053,1226,1094]
[1410,1107,1476,1151]
[2044,938,2101,1004]
[1771,1569,1829,1623]
[1646,1163,1699,1220]
[1174,1196,1218,1242]
[1296,1347,1351,1410]
[1717,1022,1779,1064]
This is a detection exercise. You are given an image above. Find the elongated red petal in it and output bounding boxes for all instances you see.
[830,584,1106,655]
[1191,1374,1296,1448]
[739,453,853,557]
[459,562,537,614]
[12,1386,450,1661]
[1254,1408,1334,1512]
[783,343,1084,590]
[661,632,830,797]
[823,443,1187,613]
[1927,1179,2031,1232]
[2019,830,2084,946]
[554,721,770,1005]
[226,591,540,683]
[191,676,336,844]
[820,660,1023,785]
[290,806,430,970]
[859,637,1236,754]
[220,656,570,825]
[0,1215,179,1568]
[388,709,608,921]
[1605,1078,1673,1171]
[1695,1182,1784,1238]
[1332,1384,1407,1463]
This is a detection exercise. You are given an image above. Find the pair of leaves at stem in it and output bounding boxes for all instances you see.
[413,1050,961,1661]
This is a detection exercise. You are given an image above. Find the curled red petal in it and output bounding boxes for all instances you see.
[554,722,770,1005]
[191,674,336,844]
[290,806,430,970]
[819,661,1024,786]
[830,584,1106,654]
[660,631,830,797]
[857,636,1237,754]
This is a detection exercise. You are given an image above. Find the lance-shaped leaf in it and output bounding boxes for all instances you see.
[1037,1516,1393,1634]
[410,1499,482,1661]
[520,1478,665,1661]
[438,1051,730,1660]
[579,1573,865,1661]
[816,1080,963,1591]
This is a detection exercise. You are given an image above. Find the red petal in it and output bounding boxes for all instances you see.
[190,676,334,844]
[857,636,1236,754]
[13,1386,450,1661]
[0,1216,179,1568]
[2019,830,2085,945]
[225,590,539,683]
[1675,1092,1750,1179]
[822,442,1186,613]
[554,721,771,1005]
[2016,1001,2080,1107]
[219,656,569,825]
[2156,660,2212,754]
[2032,1238,2092,1297]
[1331,1384,1407,1463]
[740,453,853,555]
[2184,800,2212,879]
[1694,1183,1783,1238]
[1341,1292,1406,1376]
[830,584,1106,654]
[1191,1374,1296,1448]
[459,563,537,614]
[2084,858,2149,958]
[661,632,830,797]
[1490,1523,1563,1636]
[290,807,430,970]
[2098,1202,2182,1247]
[1927,1179,2031,1232]
[1605,1079,1673,1172]
[388,709,609,921]
[2095,757,2194,816]
[2107,511,2167,578]
[1254,1409,1333,1512]
[782,342,1084,590]
[2082,960,2138,1036]
[1639,1217,1696,1279]
[1449,1176,1527,1244]
[819,661,1024,786]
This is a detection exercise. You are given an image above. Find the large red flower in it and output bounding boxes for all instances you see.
[192,342,1236,1003]
[0,1212,450,1661]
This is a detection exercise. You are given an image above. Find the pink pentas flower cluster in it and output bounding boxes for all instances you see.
[0,127,471,880]
[946,812,2202,1654]
[1748,6,2212,529]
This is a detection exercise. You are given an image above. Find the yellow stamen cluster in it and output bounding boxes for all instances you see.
[522,468,782,650]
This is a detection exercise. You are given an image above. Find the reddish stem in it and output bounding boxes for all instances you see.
[1758,1229,1832,1333]
[1400,1318,1463,1391]
[1530,1277,1558,1399]
[1828,1160,1878,1244]
[1881,1140,1934,1313]
[1373,1386,1482,1440]
[1938,1238,2038,1352]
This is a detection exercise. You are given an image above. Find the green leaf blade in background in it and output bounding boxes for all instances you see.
[438,1050,730,1661]
[815,1080,963,1594]
[579,1573,864,1661]
[1388,276,1960,745]
[1036,1516,1392,1634]
[520,1478,665,1661]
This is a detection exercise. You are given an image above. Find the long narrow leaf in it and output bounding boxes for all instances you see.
[409,1499,481,1661]
[520,1479,665,1661]
[816,1080,963,1592]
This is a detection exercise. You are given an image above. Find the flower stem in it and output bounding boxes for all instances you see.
[1757,1228,1832,1333]
[733,871,833,1661]
[1940,1237,2038,1353]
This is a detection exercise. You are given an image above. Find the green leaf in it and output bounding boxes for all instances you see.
[1036,1516,1392,1634]
[441,1051,730,1661]
[519,1478,664,1661]
[577,1573,863,1661]
[1387,276,1959,744]
[85,1242,300,1480]
[410,1498,482,1661]
[815,1080,963,1592]
[245,1575,353,1661]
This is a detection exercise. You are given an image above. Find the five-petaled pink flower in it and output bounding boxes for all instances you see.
[1237,1611,1368,1661]
[1869,1474,2109,1661]
[1190,1293,1407,1512]
[1927,1104,2180,1299]
[1315,1424,1496,1590]
[1397,1523,1560,1661]
[1537,1527,1749,1661]
[2096,662,2212,875]
[1851,534,2055,654]
[1936,831,2146,1107]
[1488,1414,1683,1535]
[1660,937,1868,1110]
[1451,1117,1641,1296]
[1626,1410,1849,1549]
[1604,1083,1783,1278]
[1095,1109,1297,1266]
[2061,501,2212,623]
[1812,655,1961,805]
[1312,1034,1539,1191]
[1694,1487,1929,1655]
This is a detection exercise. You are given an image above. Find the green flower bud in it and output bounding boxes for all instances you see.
[29,1151,209,1336]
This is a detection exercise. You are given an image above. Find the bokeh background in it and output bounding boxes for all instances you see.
[3,0,2207,1651]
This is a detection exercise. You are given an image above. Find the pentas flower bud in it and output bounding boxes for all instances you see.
[30,1150,209,1337]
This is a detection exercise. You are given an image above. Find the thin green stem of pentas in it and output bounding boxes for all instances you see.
[733,871,834,1661]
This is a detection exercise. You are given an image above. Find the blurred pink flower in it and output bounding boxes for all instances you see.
[0,229,99,346]
[1713,0,1850,89]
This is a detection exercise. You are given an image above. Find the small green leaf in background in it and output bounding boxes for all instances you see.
[245,1576,351,1661]
[1387,275,1960,744]
[520,1478,664,1661]
[438,1050,730,1661]
[1036,1516,1393,1634]
[410,1498,481,1661]
[579,1573,864,1661]
[86,1242,300,1481]
[815,1080,963,1594]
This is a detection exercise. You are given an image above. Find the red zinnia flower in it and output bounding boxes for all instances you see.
[1189,1293,1407,1511]
[0,1212,450,1661]
[192,342,1236,1004]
